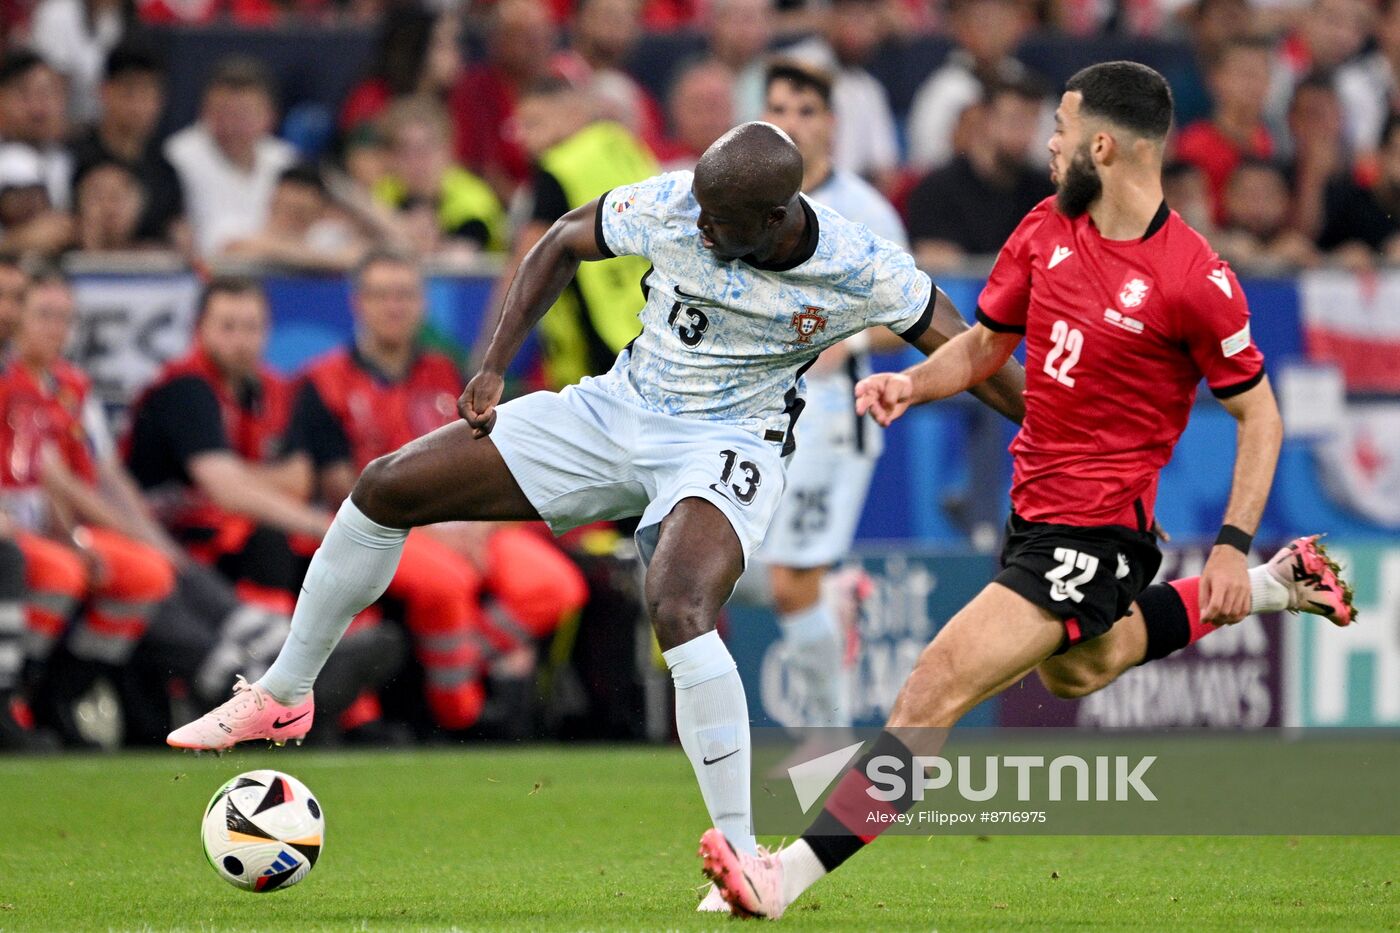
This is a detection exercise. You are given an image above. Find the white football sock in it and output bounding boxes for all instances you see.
[778,838,827,904]
[778,601,851,729]
[663,630,756,856]
[259,498,407,704]
[1249,565,1290,614]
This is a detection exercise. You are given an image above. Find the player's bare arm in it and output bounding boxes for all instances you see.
[1200,376,1283,624]
[856,302,1024,427]
[459,199,609,437]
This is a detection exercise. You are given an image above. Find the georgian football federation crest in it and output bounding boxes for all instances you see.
[791,306,827,344]
[1118,277,1150,309]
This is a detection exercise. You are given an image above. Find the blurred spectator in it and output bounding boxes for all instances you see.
[0,255,26,345]
[71,158,156,252]
[125,277,330,582]
[164,57,296,258]
[1175,37,1276,225]
[1287,74,1349,242]
[497,78,655,389]
[1337,0,1400,165]
[339,9,465,134]
[0,147,72,256]
[907,80,1052,270]
[0,525,29,749]
[781,0,900,184]
[1215,159,1318,269]
[1172,0,1253,128]
[654,58,735,171]
[1267,0,1373,132]
[290,251,587,731]
[0,271,176,744]
[375,97,505,257]
[450,0,563,201]
[28,0,125,123]
[559,0,667,152]
[70,44,185,248]
[340,123,391,194]
[905,0,1038,172]
[222,165,368,270]
[1318,115,1400,263]
[122,277,399,743]
[0,51,72,210]
[1162,159,1216,238]
[705,0,775,122]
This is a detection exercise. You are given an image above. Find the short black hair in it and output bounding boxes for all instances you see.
[1064,61,1173,141]
[104,43,164,83]
[1383,113,1400,149]
[984,73,1048,107]
[519,75,577,101]
[352,247,419,289]
[1229,156,1286,184]
[205,56,278,103]
[0,50,54,88]
[278,163,327,196]
[765,59,833,109]
[71,157,145,199]
[196,275,266,322]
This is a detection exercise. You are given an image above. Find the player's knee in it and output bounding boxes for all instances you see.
[647,586,715,650]
[1036,661,1108,699]
[354,453,423,528]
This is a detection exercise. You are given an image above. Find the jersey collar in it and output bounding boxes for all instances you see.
[1140,200,1170,241]
[350,343,422,386]
[742,197,819,272]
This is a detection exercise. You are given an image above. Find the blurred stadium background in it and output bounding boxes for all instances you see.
[0,0,1396,754]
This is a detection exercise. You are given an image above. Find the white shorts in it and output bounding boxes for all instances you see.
[489,373,787,566]
[758,371,879,568]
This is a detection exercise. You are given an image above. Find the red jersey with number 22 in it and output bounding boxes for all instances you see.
[977,197,1265,531]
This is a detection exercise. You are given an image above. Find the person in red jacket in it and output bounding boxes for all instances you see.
[291,250,588,730]
[0,270,175,737]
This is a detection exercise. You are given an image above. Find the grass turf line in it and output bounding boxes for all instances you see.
[0,746,1394,931]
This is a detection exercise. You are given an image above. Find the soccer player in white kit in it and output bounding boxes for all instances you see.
[755,60,914,731]
[167,123,1026,870]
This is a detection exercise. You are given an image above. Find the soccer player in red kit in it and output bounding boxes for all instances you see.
[700,61,1356,919]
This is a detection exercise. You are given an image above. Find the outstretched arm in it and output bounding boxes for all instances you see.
[1199,377,1283,623]
[459,199,609,436]
[857,288,1024,427]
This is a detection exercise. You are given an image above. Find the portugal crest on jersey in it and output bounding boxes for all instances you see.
[791,307,827,344]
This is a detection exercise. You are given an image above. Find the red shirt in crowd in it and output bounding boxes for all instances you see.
[1174,119,1275,225]
[0,361,97,490]
[296,346,460,471]
[977,197,1265,531]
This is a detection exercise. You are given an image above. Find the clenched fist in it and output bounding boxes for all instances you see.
[458,370,504,438]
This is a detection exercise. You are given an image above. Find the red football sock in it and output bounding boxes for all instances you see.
[1167,577,1217,646]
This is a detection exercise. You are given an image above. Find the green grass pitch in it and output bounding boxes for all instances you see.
[0,746,1395,931]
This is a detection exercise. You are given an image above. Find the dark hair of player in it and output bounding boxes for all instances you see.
[196,276,266,323]
[764,59,833,109]
[1064,61,1174,142]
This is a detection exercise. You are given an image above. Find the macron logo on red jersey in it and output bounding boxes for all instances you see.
[1207,268,1233,298]
[1048,246,1073,269]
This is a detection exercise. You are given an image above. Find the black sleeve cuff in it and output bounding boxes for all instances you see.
[1210,366,1266,399]
[976,306,1026,335]
[897,292,935,344]
[594,189,615,258]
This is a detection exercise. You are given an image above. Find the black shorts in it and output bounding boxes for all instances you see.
[994,513,1162,654]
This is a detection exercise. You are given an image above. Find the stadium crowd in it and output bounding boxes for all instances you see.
[0,0,1395,751]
